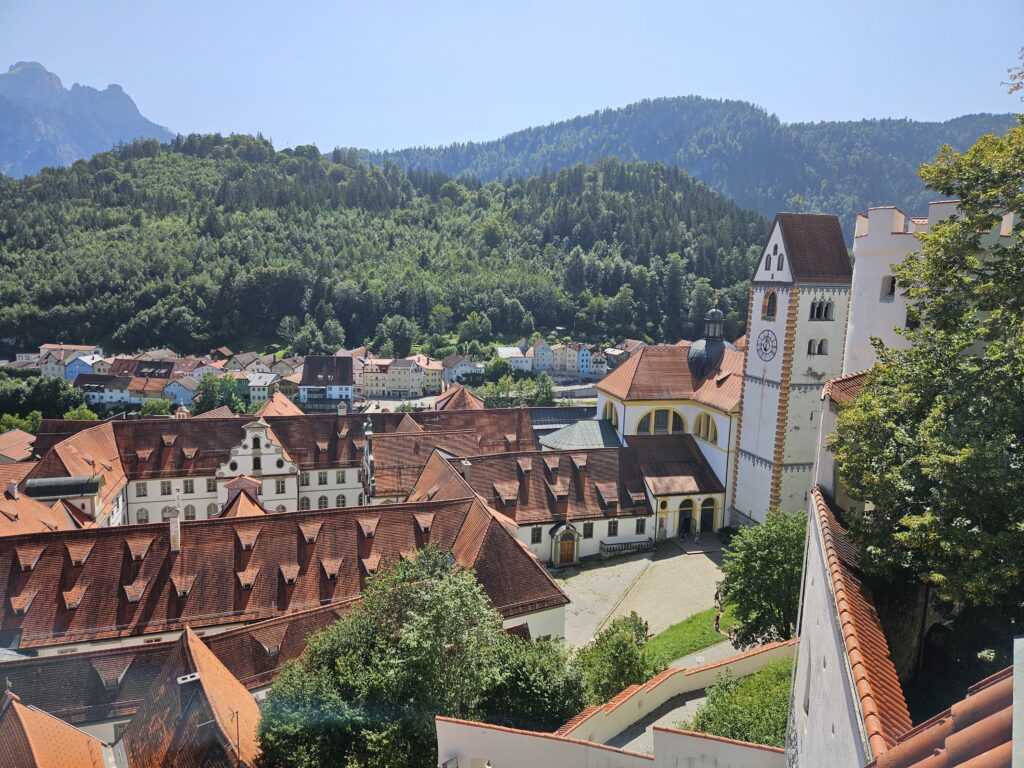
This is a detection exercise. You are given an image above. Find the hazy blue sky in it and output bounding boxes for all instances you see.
[2,0,1021,150]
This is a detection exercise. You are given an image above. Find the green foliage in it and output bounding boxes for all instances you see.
[0,372,85,419]
[258,546,560,768]
[574,612,663,703]
[646,605,737,664]
[0,410,41,434]
[0,137,766,358]
[831,118,1024,608]
[63,403,98,420]
[681,658,792,748]
[140,398,172,417]
[362,96,1015,237]
[477,373,555,408]
[480,636,589,732]
[369,315,420,359]
[456,311,491,344]
[717,511,805,647]
[193,372,243,415]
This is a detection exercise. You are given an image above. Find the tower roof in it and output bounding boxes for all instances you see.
[773,213,852,283]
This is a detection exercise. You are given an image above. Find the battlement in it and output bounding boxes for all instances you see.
[855,200,1015,241]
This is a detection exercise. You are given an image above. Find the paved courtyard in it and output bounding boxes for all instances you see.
[556,541,724,648]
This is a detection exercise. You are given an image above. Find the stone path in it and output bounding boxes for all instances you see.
[669,639,737,669]
[605,690,709,754]
[556,542,724,648]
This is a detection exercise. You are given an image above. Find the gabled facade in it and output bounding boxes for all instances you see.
[731,213,852,524]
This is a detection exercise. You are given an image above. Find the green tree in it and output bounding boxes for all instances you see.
[532,372,555,407]
[63,403,98,420]
[831,115,1024,608]
[258,546,509,768]
[0,410,42,434]
[717,510,805,647]
[574,612,663,703]
[370,315,420,359]
[681,659,792,748]
[140,399,173,417]
[457,311,492,344]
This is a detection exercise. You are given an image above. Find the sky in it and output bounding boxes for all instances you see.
[2,0,1021,151]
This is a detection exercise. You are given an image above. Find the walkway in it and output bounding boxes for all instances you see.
[605,689,708,754]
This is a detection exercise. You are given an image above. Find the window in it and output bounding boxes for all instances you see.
[161,506,172,521]
[252,436,261,450]
[183,479,194,494]
[275,479,286,494]
[817,339,828,355]
[777,253,784,271]
[825,300,834,320]
[531,526,542,544]
[207,478,217,492]
[635,518,647,535]
[317,471,328,486]
[608,519,618,537]
[135,482,147,498]
[299,496,311,510]
[276,458,284,469]
[160,480,171,496]
[276,505,287,513]
[229,461,238,471]
[672,412,685,434]
[136,508,149,524]
[317,495,329,509]
[882,275,897,300]
[300,472,310,487]
[207,503,218,516]
[336,470,346,484]
[253,457,262,471]
[358,493,365,505]
[694,413,718,445]
[184,504,196,521]
[583,522,594,539]
[762,290,777,320]
[336,494,347,507]
[653,409,669,435]
[637,413,651,434]
[764,253,771,271]
[808,339,818,355]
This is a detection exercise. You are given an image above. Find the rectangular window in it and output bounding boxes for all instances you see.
[583,522,594,539]
[318,471,328,486]
[635,518,646,535]
[531,526,542,544]
[275,479,286,494]
[654,410,669,435]
[608,519,618,537]
[160,480,171,496]
[336,470,345,484]
[206,478,216,493]
[135,483,147,498]
[183,479,194,494]
[300,472,310,487]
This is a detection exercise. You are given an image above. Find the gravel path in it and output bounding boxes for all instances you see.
[555,551,654,647]
[670,638,738,669]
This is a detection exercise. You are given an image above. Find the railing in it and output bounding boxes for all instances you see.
[599,537,654,555]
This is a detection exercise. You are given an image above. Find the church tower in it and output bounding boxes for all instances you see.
[731,214,852,524]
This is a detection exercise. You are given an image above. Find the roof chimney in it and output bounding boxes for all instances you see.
[168,507,181,554]
[460,459,472,485]
[5,482,18,500]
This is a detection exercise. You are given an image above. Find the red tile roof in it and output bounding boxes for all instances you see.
[121,627,261,767]
[0,484,77,537]
[0,429,34,462]
[774,213,852,283]
[255,391,304,417]
[0,691,107,768]
[597,344,743,411]
[0,493,565,649]
[823,370,870,405]
[868,666,1012,768]
[812,487,912,755]
[434,382,485,411]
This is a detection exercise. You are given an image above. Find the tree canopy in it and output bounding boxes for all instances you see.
[830,116,1024,609]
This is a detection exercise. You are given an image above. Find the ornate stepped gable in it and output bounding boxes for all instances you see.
[0,491,566,649]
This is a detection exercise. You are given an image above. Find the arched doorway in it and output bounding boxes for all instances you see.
[700,498,716,532]
[551,524,580,567]
[678,499,694,537]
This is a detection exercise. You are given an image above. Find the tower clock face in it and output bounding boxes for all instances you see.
[756,329,778,361]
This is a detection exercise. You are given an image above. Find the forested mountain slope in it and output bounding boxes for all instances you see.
[359,97,1016,236]
[0,135,767,355]
[0,62,173,178]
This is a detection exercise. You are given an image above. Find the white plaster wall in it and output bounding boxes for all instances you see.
[517,515,655,562]
[652,729,785,768]
[791,511,869,767]
[813,401,839,499]
[753,224,794,284]
[503,604,566,640]
[436,718,653,768]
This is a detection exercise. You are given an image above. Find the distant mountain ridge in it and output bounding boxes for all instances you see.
[0,62,173,177]
[358,97,1018,235]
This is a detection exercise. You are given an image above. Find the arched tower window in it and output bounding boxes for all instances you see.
[817,339,829,355]
[764,253,772,271]
[809,299,819,320]
[762,290,777,320]
[824,300,834,320]
[252,436,261,450]
[777,253,784,271]
[808,339,817,355]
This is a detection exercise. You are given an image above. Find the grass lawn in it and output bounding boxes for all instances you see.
[647,605,736,664]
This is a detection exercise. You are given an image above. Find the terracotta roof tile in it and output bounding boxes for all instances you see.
[255,391,304,418]
[812,487,912,755]
[0,429,34,462]
[823,370,870,405]
[435,383,485,411]
[0,692,107,768]
[597,344,743,410]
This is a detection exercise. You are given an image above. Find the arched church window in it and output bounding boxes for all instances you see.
[694,413,718,445]
[809,299,819,320]
[818,339,829,355]
[777,253,784,271]
[762,290,777,320]
[252,436,261,450]
[336,494,346,507]
[653,410,669,435]
[671,412,685,434]
[637,413,651,434]
[184,504,196,520]
[317,496,329,509]
[825,300,834,320]
[808,339,817,355]
[764,253,772,271]
[299,496,310,510]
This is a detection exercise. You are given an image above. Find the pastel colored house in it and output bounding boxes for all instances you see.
[164,376,199,406]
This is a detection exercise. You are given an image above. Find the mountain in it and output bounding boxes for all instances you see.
[0,62,174,178]
[0,135,767,355]
[358,97,1018,236]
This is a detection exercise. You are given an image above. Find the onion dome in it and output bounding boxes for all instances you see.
[687,308,727,382]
